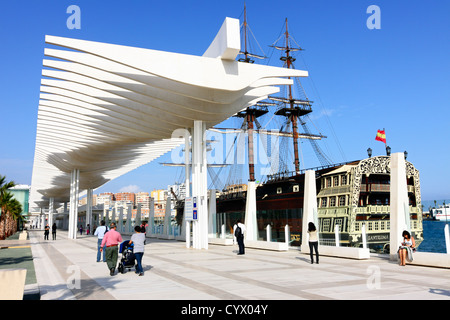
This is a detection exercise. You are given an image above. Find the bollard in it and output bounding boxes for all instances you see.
[362,223,367,249]
[285,225,290,245]
[445,224,450,254]
[221,224,225,239]
[0,269,27,300]
[335,225,340,247]
[266,224,272,242]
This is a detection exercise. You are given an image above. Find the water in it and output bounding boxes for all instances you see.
[418,220,449,253]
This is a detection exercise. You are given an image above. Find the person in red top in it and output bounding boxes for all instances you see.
[100,222,123,276]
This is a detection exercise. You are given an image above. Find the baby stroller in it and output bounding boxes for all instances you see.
[118,240,137,274]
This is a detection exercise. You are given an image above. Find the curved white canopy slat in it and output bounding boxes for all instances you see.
[30,17,307,210]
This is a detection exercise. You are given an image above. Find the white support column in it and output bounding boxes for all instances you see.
[104,209,109,226]
[185,129,191,198]
[186,221,191,248]
[164,196,171,236]
[148,198,155,237]
[390,152,409,259]
[86,188,93,233]
[136,203,142,227]
[68,169,80,240]
[184,129,191,247]
[126,205,132,233]
[191,120,208,249]
[40,211,44,229]
[111,208,116,226]
[208,189,216,237]
[119,207,124,233]
[244,181,258,241]
[48,197,54,229]
[301,170,318,252]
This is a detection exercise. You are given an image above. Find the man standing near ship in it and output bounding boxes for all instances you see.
[234,220,246,255]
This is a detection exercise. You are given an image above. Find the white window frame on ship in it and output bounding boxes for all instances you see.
[335,218,343,232]
[323,219,331,232]
[339,195,346,206]
[330,196,336,207]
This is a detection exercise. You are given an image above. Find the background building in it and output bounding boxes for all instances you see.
[96,193,115,209]
[115,192,135,204]
[8,185,30,216]
[136,192,151,209]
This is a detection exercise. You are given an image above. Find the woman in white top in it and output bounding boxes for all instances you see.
[307,222,319,264]
[129,226,146,276]
[398,230,415,266]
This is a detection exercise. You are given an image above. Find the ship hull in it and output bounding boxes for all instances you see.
[214,158,424,253]
[435,214,450,221]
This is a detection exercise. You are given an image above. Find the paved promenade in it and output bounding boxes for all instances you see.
[15,230,450,303]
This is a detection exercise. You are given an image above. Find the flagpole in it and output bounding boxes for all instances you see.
[375,128,389,155]
[383,128,390,156]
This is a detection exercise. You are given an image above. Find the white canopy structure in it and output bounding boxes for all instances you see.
[30,17,307,243]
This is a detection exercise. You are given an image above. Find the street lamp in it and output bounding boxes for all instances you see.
[404,151,408,160]
[367,148,372,158]
[386,145,391,156]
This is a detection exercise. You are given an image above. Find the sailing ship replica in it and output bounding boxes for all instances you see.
[175,10,423,252]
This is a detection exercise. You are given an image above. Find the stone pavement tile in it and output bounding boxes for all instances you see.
[26,230,450,302]
[0,246,36,285]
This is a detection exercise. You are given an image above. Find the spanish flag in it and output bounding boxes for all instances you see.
[375,129,386,144]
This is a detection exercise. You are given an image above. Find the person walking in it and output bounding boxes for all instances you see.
[140,221,148,235]
[233,219,246,255]
[129,225,146,276]
[100,222,123,276]
[94,220,108,262]
[44,224,50,240]
[307,222,319,264]
[52,223,57,240]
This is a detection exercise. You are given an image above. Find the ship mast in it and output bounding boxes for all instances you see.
[285,19,301,174]
[212,15,327,185]
[236,4,267,182]
[271,18,314,174]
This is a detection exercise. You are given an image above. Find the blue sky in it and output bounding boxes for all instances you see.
[0,0,449,201]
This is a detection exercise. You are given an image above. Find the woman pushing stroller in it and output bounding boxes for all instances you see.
[128,226,146,276]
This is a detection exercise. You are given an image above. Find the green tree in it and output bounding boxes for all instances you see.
[0,175,17,239]
[6,198,23,237]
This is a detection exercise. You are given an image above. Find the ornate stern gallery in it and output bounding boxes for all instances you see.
[316,155,423,252]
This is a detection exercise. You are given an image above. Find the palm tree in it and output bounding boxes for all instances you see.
[0,175,15,196]
[0,191,13,239]
[5,198,23,237]
[0,175,16,239]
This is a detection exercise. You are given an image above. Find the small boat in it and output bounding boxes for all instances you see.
[430,205,450,221]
